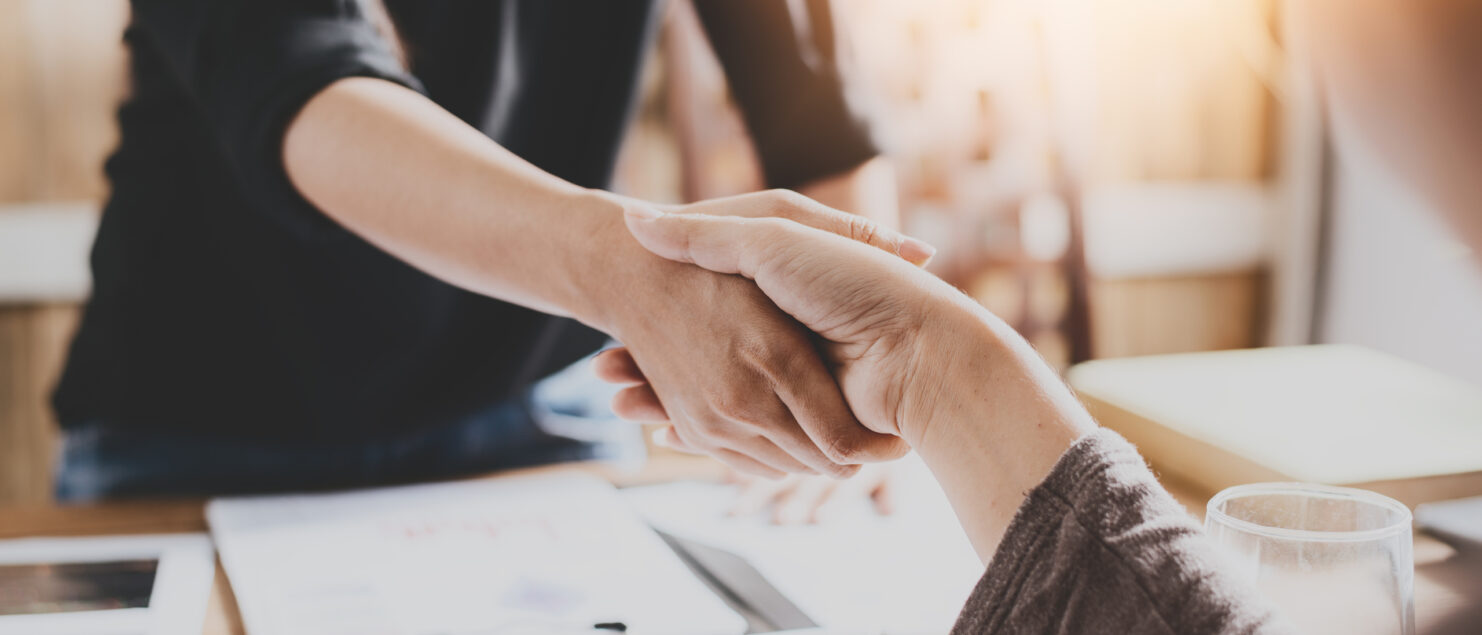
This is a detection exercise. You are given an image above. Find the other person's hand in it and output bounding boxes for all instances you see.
[608,196,1096,560]
[602,204,956,450]
[585,190,931,478]
[594,343,897,523]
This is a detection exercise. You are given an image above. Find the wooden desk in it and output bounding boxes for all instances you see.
[2,464,1479,634]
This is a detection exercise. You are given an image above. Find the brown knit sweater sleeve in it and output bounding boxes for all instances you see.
[951,429,1294,634]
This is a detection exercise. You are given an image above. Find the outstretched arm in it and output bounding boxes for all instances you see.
[283,78,930,477]
[285,77,618,320]
[605,210,1291,633]
[134,0,923,478]
[606,207,1089,555]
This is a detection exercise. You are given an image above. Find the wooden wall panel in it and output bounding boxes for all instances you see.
[0,305,79,504]
[1091,272,1266,359]
[28,1,130,201]
[0,1,45,202]
[1,0,129,503]
[1086,0,1277,357]
[0,0,128,204]
[1091,0,1276,182]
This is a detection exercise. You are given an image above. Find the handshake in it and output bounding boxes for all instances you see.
[584,192,1279,634]
[585,189,1047,482]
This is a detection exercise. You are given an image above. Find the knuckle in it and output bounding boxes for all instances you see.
[737,334,807,389]
[674,417,721,446]
[766,188,807,205]
[691,415,732,440]
[760,346,808,389]
[712,390,770,427]
[847,215,883,248]
[762,189,811,218]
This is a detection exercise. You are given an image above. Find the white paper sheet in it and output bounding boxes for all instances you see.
[0,533,215,635]
[208,472,744,635]
[622,456,983,635]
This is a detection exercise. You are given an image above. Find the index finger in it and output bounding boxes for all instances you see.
[681,190,936,266]
[766,338,910,466]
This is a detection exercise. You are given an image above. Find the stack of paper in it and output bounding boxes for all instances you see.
[208,473,745,635]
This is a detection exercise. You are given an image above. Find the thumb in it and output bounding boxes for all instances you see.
[623,206,798,281]
[623,206,918,341]
[678,191,937,266]
[623,205,929,341]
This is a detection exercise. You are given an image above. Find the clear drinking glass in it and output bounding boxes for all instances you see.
[1205,483,1415,635]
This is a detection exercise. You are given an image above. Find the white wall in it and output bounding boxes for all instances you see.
[1319,124,1482,388]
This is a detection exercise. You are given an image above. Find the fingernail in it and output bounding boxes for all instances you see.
[650,428,671,447]
[898,236,937,266]
[625,206,664,222]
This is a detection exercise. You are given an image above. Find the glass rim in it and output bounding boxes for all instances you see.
[1206,482,1413,543]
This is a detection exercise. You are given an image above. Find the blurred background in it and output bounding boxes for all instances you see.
[2,0,1480,505]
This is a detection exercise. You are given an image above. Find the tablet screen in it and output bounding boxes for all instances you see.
[0,560,157,616]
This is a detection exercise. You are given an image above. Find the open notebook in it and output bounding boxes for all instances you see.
[208,472,745,635]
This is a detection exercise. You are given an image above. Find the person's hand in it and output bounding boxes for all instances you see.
[585,190,932,478]
[726,464,896,525]
[609,199,1100,561]
[598,204,960,452]
[595,342,898,519]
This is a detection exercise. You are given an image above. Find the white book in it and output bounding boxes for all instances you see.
[1069,345,1482,506]
[207,472,745,635]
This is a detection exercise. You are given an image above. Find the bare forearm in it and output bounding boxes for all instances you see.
[282,77,625,325]
[907,298,1096,561]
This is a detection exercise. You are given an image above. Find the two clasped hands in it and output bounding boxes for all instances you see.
[585,189,1094,559]
[282,77,1280,629]
[582,191,1288,633]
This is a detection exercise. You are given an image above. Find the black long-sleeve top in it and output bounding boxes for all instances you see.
[53,0,881,441]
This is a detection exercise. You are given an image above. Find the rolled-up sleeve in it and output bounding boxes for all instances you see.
[129,0,423,232]
[693,0,881,189]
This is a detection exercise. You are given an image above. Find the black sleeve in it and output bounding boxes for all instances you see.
[692,0,882,189]
[129,0,424,235]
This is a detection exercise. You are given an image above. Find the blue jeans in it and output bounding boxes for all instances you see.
[54,358,644,502]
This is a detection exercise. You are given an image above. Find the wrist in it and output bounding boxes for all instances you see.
[895,295,1012,451]
[561,189,680,338]
[559,189,639,332]
[898,300,1096,561]
[900,295,1094,459]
